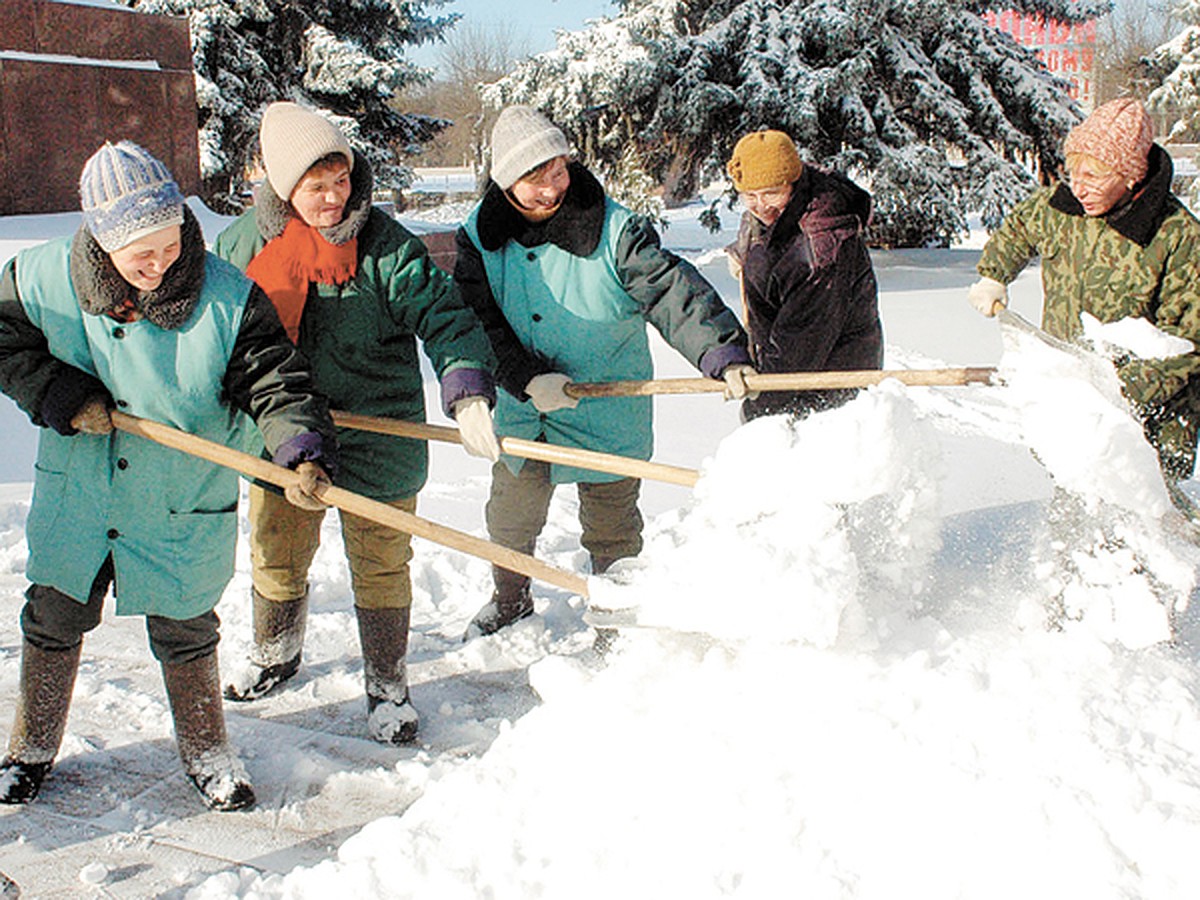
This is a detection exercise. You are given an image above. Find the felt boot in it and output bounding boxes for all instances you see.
[356,605,419,744]
[0,641,81,804]
[589,554,621,656]
[223,589,307,701]
[163,652,255,811]
[463,566,534,640]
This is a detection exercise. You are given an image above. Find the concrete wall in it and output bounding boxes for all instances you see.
[0,0,199,215]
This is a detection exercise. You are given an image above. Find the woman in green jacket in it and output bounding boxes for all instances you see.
[970,98,1200,482]
[0,141,335,810]
[215,103,499,744]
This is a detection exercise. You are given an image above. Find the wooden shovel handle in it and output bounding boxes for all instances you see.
[565,367,998,398]
[330,411,699,488]
[110,411,590,598]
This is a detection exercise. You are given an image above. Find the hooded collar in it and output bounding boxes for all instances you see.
[69,205,207,330]
[254,148,373,246]
[475,161,607,255]
[1049,143,1175,248]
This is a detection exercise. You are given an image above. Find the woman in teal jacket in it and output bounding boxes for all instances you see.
[0,142,335,810]
[455,106,754,640]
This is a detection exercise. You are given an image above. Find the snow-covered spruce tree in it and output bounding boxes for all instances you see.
[484,0,1108,247]
[1146,1,1200,144]
[120,0,457,212]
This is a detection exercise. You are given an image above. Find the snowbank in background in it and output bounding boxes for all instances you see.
[187,323,1200,900]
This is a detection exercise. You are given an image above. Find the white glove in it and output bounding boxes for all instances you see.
[70,396,113,435]
[967,277,1008,317]
[525,373,579,412]
[285,461,331,511]
[453,396,502,462]
[721,363,759,400]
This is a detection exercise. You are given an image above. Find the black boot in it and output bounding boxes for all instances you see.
[356,606,418,744]
[1,641,81,804]
[163,652,255,811]
[223,589,307,701]
[463,566,535,640]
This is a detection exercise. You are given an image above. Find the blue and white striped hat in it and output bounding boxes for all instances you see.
[79,141,185,252]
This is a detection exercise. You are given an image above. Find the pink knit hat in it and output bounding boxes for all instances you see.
[1063,98,1154,185]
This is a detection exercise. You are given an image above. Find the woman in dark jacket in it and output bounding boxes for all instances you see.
[726,130,883,420]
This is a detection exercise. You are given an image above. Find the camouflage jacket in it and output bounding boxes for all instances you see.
[978,145,1200,407]
[977,145,1200,477]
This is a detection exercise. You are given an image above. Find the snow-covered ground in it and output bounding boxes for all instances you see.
[3,193,1200,899]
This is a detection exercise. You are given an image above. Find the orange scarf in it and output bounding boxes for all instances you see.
[246,218,358,343]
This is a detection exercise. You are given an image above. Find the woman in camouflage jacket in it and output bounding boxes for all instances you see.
[970,98,1200,481]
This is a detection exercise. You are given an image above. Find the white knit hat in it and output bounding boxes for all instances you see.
[79,141,185,253]
[490,106,571,190]
[259,101,354,201]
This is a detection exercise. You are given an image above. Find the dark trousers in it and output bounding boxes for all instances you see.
[20,555,219,665]
[485,458,644,562]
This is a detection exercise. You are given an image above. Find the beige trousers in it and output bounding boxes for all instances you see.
[248,485,417,610]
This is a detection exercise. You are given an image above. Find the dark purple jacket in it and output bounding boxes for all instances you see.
[730,165,883,420]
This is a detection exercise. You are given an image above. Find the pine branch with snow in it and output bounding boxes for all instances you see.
[1147,1,1200,144]
[118,0,458,212]
[487,0,1102,246]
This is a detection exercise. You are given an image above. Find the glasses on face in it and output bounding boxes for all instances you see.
[1064,168,1121,191]
[739,188,790,205]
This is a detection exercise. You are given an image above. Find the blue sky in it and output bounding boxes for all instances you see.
[410,0,617,72]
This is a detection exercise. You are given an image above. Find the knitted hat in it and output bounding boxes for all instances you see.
[727,130,804,192]
[490,106,571,190]
[1063,97,1154,185]
[79,141,185,253]
[259,101,354,201]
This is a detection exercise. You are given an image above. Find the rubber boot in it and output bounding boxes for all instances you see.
[356,606,419,744]
[223,589,307,701]
[463,566,535,640]
[162,652,255,811]
[0,641,82,804]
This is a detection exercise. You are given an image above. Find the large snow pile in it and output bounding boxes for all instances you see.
[188,323,1200,899]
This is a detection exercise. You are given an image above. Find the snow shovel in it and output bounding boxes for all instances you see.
[330,410,700,488]
[110,411,591,598]
[995,308,1113,379]
[995,309,1200,530]
[563,367,998,398]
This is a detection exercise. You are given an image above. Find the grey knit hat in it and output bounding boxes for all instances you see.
[79,141,185,253]
[259,101,354,201]
[490,106,571,190]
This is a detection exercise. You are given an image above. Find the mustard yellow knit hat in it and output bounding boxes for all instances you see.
[727,130,803,192]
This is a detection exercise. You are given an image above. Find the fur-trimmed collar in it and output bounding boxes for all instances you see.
[475,161,607,255]
[1049,143,1175,248]
[69,205,207,330]
[253,148,373,246]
